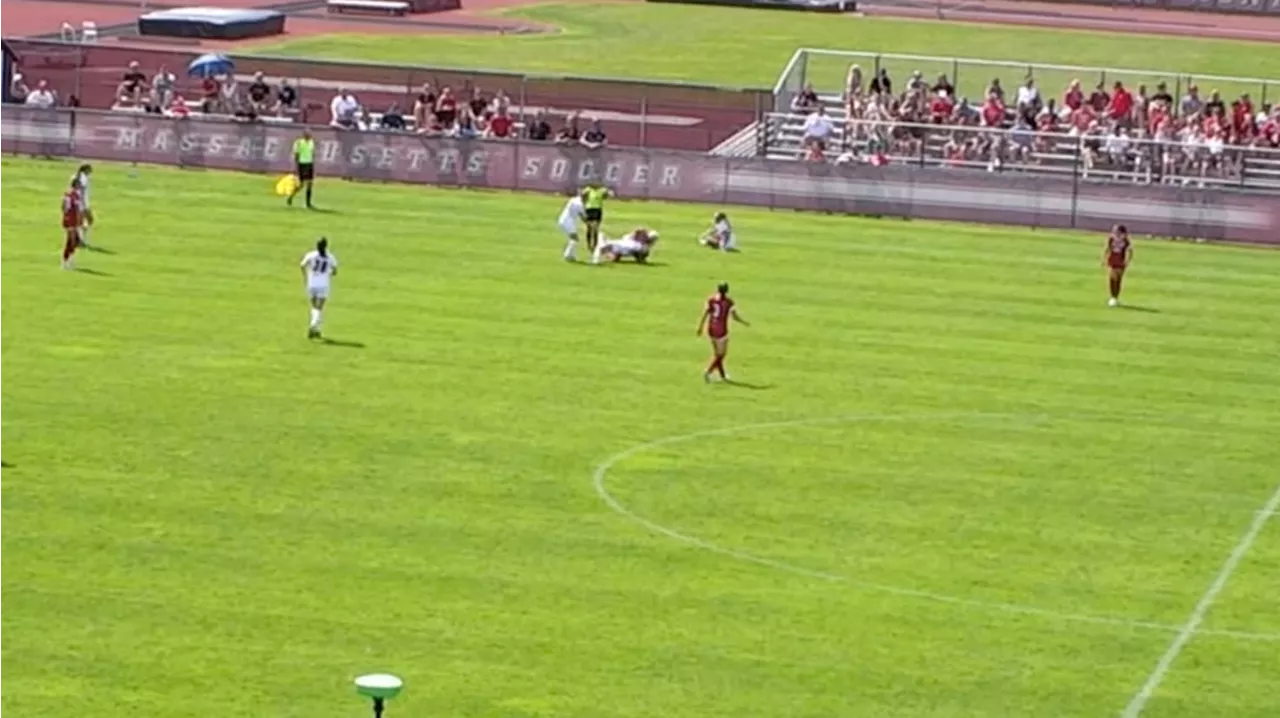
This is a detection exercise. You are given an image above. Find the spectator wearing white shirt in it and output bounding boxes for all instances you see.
[1015,77,1041,124]
[1104,126,1130,167]
[9,72,30,104]
[152,66,176,108]
[802,106,834,158]
[24,79,56,109]
[329,88,360,129]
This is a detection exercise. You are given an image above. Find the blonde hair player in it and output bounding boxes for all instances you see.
[299,237,339,339]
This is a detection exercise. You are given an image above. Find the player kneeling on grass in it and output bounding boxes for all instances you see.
[593,228,659,265]
[699,211,737,251]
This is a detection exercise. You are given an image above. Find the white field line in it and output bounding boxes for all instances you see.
[591,412,1280,643]
[1119,480,1280,718]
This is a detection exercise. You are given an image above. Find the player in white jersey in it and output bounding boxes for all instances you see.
[593,228,659,265]
[73,164,95,248]
[699,211,736,251]
[299,237,339,339]
[557,194,586,261]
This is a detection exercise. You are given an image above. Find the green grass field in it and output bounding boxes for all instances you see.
[253,3,1280,98]
[3,157,1280,717]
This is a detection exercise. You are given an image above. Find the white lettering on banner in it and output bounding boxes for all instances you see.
[151,129,174,153]
[114,127,144,151]
[516,153,677,189]
[319,140,341,164]
[406,148,430,171]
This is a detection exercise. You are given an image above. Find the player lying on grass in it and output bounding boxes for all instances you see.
[699,211,737,251]
[592,228,659,265]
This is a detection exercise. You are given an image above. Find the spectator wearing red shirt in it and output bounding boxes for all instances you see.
[166,93,190,118]
[1063,79,1085,115]
[486,108,514,139]
[929,90,954,124]
[980,92,1006,127]
[1107,82,1133,123]
[1088,82,1110,114]
[1261,109,1280,147]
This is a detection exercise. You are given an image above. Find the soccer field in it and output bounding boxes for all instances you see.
[3,158,1279,718]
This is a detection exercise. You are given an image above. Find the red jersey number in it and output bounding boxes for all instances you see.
[706,296,733,337]
[1107,235,1130,268]
[62,191,82,229]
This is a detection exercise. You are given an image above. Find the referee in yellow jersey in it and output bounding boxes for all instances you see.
[582,181,611,252]
[288,129,316,209]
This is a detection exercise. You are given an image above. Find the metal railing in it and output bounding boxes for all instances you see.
[774,48,1280,122]
[760,112,1280,191]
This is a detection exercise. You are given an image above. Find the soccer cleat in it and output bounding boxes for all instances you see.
[307,328,321,340]
[703,372,712,383]
[1108,298,1119,307]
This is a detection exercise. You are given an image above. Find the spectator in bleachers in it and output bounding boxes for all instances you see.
[485,108,514,139]
[801,105,835,158]
[494,89,513,116]
[248,72,272,115]
[792,83,820,113]
[199,76,219,113]
[1180,85,1202,117]
[929,90,954,124]
[329,88,360,129]
[526,111,552,141]
[1204,89,1225,119]
[1151,82,1173,107]
[581,118,608,149]
[9,72,29,104]
[435,87,459,127]
[1009,115,1035,163]
[452,106,479,139]
[931,73,954,99]
[845,64,864,100]
[1132,84,1149,129]
[356,107,376,131]
[980,92,1006,128]
[468,87,488,118]
[381,104,407,131]
[166,93,191,119]
[232,95,260,123]
[141,87,164,115]
[869,69,892,97]
[908,70,926,93]
[24,79,56,109]
[1062,79,1084,117]
[1088,81,1109,114]
[951,97,978,125]
[118,61,147,106]
[220,75,239,114]
[1107,82,1133,125]
[555,112,582,145]
[1015,77,1041,124]
[1260,107,1279,147]
[986,78,1005,103]
[153,66,176,108]
[412,84,435,130]
[276,79,298,117]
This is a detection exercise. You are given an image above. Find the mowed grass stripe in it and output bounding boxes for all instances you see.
[3,158,1278,717]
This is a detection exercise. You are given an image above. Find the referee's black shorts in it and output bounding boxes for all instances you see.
[297,163,315,182]
[585,208,603,222]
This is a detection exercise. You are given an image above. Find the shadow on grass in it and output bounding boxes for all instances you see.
[1119,304,1160,313]
[724,379,774,391]
[83,244,116,255]
[320,337,365,349]
[74,267,111,277]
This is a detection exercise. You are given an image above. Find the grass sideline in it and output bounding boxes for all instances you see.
[3,157,1279,717]
[251,4,1280,91]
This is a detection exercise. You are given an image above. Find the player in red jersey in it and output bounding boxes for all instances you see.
[1102,224,1133,307]
[696,282,749,383]
[61,177,84,270]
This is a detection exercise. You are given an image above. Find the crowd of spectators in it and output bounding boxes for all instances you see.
[787,64,1280,182]
[324,81,612,147]
[8,69,79,109]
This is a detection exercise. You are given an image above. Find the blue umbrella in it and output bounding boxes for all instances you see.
[187,53,234,78]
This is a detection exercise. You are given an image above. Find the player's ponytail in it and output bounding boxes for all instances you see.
[317,237,328,257]
[717,282,729,296]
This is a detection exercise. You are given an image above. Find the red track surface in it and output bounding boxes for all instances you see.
[4,0,1273,151]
